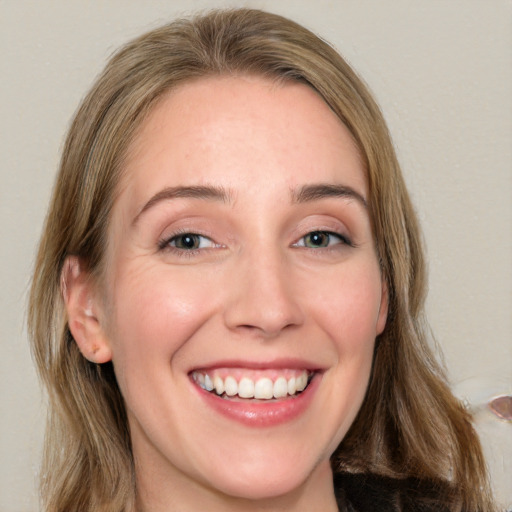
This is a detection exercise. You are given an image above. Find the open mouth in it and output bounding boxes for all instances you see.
[191,369,314,401]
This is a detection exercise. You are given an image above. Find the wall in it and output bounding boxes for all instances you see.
[1,1,510,510]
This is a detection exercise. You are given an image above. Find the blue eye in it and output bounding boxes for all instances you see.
[297,231,349,249]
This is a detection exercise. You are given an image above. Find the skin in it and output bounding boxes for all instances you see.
[65,75,388,511]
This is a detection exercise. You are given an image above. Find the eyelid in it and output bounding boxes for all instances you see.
[293,230,353,249]
[291,214,354,246]
[158,229,220,252]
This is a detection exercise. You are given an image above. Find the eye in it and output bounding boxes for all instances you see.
[295,230,350,249]
[161,233,216,251]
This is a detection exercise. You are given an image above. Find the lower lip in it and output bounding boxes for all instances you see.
[192,374,320,427]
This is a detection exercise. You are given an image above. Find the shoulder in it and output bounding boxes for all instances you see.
[334,472,454,512]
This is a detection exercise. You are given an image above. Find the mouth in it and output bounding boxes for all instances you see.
[190,368,315,401]
[189,363,322,426]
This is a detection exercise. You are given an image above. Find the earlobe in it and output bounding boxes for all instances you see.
[376,279,389,335]
[61,256,112,364]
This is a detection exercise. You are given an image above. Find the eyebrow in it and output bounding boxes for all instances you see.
[292,183,367,208]
[132,185,232,225]
[132,182,367,225]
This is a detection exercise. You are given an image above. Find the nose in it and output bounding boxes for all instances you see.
[223,249,304,338]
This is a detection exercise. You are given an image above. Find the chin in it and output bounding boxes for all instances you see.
[198,449,331,502]
[209,472,307,502]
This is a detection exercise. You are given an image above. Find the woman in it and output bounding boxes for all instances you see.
[28,8,496,512]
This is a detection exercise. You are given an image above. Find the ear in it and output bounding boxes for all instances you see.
[61,256,112,364]
[376,278,389,336]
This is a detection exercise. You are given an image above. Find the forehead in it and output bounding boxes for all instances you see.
[119,75,366,208]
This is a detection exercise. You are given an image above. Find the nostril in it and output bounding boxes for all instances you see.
[234,320,299,338]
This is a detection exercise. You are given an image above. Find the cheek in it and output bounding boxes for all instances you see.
[307,264,382,454]
[107,262,219,368]
[308,262,384,349]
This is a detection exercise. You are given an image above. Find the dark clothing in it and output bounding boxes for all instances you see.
[334,473,454,512]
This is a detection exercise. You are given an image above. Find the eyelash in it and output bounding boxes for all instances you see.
[293,230,353,250]
[158,229,353,256]
[158,229,218,256]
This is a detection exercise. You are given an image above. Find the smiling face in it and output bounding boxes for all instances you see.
[87,75,387,509]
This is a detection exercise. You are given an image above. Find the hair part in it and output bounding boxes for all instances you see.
[28,8,495,511]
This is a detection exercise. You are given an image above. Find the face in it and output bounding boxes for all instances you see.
[98,76,387,504]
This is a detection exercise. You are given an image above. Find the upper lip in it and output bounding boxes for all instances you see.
[188,358,326,374]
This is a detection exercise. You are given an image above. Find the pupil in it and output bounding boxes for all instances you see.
[308,231,328,247]
[179,234,197,249]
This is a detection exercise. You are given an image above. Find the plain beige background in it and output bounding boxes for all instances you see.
[1,1,511,510]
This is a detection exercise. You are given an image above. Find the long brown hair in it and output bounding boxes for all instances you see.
[28,8,495,511]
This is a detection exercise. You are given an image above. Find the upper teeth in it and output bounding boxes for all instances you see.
[192,370,310,400]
